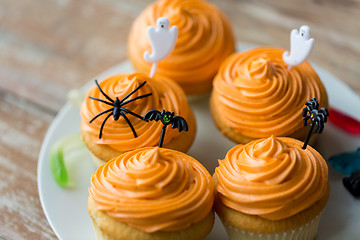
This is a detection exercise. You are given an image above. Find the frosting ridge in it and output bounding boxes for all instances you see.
[215,136,328,220]
[212,47,328,137]
[89,147,214,232]
[128,0,235,93]
[81,73,190,152]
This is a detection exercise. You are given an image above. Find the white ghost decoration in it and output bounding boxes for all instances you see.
[282,25,314,69]
[143,17,178,78]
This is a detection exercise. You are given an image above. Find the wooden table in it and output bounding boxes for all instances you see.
[0,0,359,239]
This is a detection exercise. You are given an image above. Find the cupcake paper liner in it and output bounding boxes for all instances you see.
[220,214,321,240]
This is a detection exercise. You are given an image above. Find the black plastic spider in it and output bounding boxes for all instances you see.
[302,98,329,149]
[89,80,152,139]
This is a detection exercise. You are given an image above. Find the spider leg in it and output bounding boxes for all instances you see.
[88,96,113,106]
[315,102,319,110]
[95,80,114,103]
[119,81,147,104]
[302,107,308,117]
[312,102,316,110]
[99,112,113,139]
[319,116,325,131]
[322,114,328,123]
[120,93,152,106]
[311,98,319,109]
[303,115,310,126]
[315,121,320,133]
[324,108,329,116]
[310,101,314,109]
[315,117,324,133]
[305,100,312,105]
[303,106,312,115]
[317,124,324,133]
[119,112,137,138]
[89,108,113,123]
[318,113,325,123]
[120,108,144,120]
[319,108,329,121]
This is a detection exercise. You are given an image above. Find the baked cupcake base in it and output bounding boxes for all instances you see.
[82,108,197,166]
[210,94,319,146]
[213,183,329,240]
[88,197,214,240]
[220,218,319,240]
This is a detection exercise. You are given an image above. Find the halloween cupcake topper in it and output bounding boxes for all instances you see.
[283,25,314,69]
[88,80,152,139]
[143,17,178,78]
[143,109,188,147]
[302,98,329,149]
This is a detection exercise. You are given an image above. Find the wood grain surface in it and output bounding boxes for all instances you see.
[0,0,359,239]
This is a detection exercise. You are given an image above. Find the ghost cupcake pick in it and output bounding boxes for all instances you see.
[143,17,178,78]
[283,25,314,69]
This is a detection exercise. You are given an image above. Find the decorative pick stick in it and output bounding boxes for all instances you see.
[283,25,314,70]
[88,80,152,139]
[302,98,329,149]
[143,110,188,147]
[143,17,178,78]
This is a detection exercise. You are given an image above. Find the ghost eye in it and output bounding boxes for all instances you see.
[301,33,304,36]
[161,25,164,28]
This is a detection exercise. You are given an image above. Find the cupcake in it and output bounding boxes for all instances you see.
[81,73,196,166]
[128,0,235,96]
[210,47,328,144]
[214,136,329,240]
[88,147,214,240]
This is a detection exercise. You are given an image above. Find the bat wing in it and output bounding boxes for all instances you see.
[172,116,188,132]
[143,110,161,121]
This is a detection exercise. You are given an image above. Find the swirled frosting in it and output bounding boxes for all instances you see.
[128,0,235,94]
[89,147,214,232]
[212,47,328,138]
[215,136,328,220]
[81,73,190,152]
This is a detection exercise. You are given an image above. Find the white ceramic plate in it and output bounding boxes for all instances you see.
[38,44,360,240]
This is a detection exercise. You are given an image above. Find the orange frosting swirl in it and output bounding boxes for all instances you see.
[81,73,190,152]
[215,136,328,220]
[128,0,235,94]
[212,47,328,138]
[89,147,214,232]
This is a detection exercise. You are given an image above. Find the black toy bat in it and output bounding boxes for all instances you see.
[143,110,188,147]
[89,80,152,139]
[302,98,329,149]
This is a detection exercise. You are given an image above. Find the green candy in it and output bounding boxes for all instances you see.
[49,133,85,188]
[50,143,68,187]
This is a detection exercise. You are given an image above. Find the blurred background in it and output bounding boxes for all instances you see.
[0,0,359,239]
